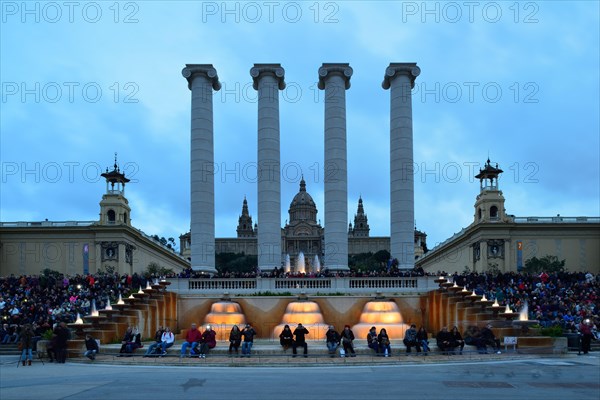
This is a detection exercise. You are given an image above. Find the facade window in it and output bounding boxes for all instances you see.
[490,206,498,219]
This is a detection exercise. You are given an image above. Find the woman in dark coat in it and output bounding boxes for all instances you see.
[340,325,356,357]
[279,325,294,351]
[228,325,241,355]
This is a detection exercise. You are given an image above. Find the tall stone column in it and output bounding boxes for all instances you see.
[382,63,420,269]
[182,64,221,274]
[250,64,285,271]
[318,63,353,271]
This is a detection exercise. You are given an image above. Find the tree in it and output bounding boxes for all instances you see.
[523,255,565,274]
[145,262,174,278]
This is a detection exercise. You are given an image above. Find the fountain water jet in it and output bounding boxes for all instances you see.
[90,299,99,317]
[284,254,291,273]
[296,252,306,274]
[273,294,329,340]
[352,299,410,340]
[203,299,247,340]
[313,255,321,273]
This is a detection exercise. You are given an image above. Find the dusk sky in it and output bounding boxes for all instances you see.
[1,1,599,251]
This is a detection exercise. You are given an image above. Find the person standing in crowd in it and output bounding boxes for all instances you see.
[292,323,309,358]
[403,324,421,354]
[241,323,256,357]
[228,325,241,356]
[378,328,391,357]
[279,325,294,352]
[325,325,341,357]
[84,334,99,361]
[19,324,34,366]
[54,322,70,363]
[340,325,356,357]
[180,323,202,357]
[579,318,594,355]
[367,326,379,354]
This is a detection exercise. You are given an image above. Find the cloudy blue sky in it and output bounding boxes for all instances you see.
[1,1,598,251]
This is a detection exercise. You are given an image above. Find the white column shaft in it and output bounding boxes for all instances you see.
[257,75,282,269]
[183,65,221,274]
[320,68,351,271]
[384,63,419,269]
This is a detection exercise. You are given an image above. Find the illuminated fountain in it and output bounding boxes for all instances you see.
[273,293,329,340]
[284,254,291,273]
[512,301,539,333]
[499,303,519,320]
[68,313,92,338]
[90,299,99,317]
[203,295,247,340]
[352,298,410,340]
[84,299,107,327]
[117,294,125,305]
[490,299,502,317]
[99,298,119,319]
[313,255,321,273]
[296,252,306,274]
[478,294,493,311]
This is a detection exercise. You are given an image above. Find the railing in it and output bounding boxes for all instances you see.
[0,221,96,227]
[512,216,600,224]
[188,279,257,291]
[168,276,439,295]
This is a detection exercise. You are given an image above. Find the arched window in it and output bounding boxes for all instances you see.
[123,212,128,224]
[107,209,116,224]
[478,208,482,220]
[490,206,498,219]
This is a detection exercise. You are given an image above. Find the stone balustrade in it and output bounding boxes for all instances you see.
[168,276,439,295]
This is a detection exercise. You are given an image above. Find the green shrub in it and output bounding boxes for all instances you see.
[540,325,563,337]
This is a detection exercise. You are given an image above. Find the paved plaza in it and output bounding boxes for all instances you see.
[1,353,598,400]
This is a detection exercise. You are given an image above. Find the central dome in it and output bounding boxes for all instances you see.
[289,177,317,224]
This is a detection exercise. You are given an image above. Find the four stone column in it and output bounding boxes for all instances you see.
[251,64,286,271]
[182,64,221,274]
[183,62,419,273]
[318,63,353,271]
[382,63,420,269]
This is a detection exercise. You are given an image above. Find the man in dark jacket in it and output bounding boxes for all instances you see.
[480,324,501,354]
[84,334,99,360]
[436,326,454,354]
[293,323,310,357]
[241,323,256,357]
[325,325,340,357]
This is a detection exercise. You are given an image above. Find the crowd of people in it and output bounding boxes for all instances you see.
[1,269,598,360]
[447,270,599,330]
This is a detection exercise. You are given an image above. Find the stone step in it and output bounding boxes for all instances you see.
[0,343,21,355]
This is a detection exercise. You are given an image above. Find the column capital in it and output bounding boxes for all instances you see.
[382,62,420,89]
[250,63,286,90]
[318,63,353,90]
[182,64,221,91]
